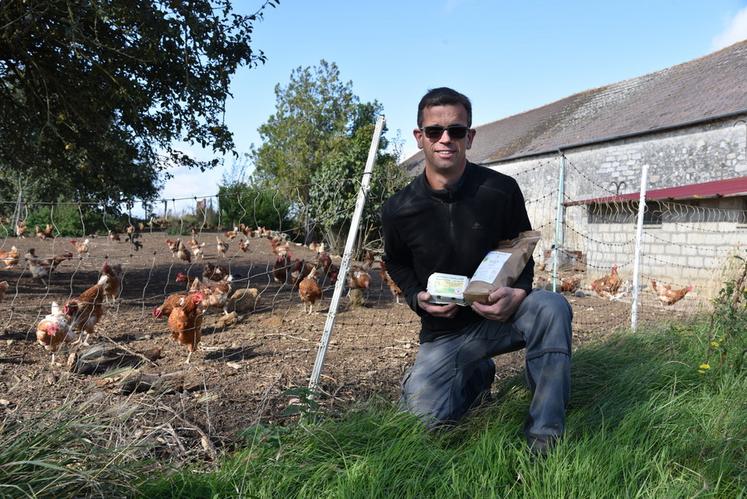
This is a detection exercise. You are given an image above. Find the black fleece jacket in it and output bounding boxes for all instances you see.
[382,162,534,343]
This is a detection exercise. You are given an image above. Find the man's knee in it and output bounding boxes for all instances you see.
[521,290,572,353]
[530,289,572,320]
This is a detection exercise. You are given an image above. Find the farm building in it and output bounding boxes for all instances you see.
[402,40,747,293]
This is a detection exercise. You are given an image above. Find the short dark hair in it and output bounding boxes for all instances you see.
[417,87,472,128]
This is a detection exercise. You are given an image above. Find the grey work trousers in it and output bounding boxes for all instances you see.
[400,290,573,438]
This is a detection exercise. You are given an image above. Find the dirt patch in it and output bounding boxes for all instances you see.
[0,233,706,460]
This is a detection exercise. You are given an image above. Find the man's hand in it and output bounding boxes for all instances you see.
[417,291,459,318]
[471,287,527,322]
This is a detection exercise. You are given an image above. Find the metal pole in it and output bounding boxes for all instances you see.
[631,164,649,331]
[12,176,23,236]
[309,115,385,392]
[552,152,566,292]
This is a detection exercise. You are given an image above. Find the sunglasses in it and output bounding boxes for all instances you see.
[420,125,470,140]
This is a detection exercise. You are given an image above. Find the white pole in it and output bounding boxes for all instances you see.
[308,115,385,392]
[552,152,565,292]
[631,164,649,331]
[12,176,23,236]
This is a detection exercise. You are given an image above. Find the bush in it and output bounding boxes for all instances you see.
[218,182,293,232]
[701,251,747,374]
[25,202,121,237]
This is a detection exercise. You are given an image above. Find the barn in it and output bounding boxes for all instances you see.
[403,40,747,294]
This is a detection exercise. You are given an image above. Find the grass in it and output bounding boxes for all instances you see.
[139,318,747,498]
[0,400,153,498]
[2,318,744,498]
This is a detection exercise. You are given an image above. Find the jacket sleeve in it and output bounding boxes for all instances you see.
[507,180,534,295]
[381,202,425,315]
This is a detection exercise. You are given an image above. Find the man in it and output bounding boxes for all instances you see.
[381,87,572,454]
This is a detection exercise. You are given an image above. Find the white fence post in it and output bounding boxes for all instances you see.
[552,152,566,292]
[308,115,386,393]
[631,164,649,331]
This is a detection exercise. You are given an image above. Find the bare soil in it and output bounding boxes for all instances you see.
[0,232,704,461]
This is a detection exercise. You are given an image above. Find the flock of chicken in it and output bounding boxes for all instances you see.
[558,264,694,306]
[1,220,698,366]
[0,223,406,366]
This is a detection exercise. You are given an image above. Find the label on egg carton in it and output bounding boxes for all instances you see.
[426,273,470,306]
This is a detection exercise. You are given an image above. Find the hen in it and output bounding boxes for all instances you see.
[315,251,339,286]
[153,292,188,320]
[167,292,205,363]
[560,274,583,293]
[202,262,230,283]
[70,238,90,256]
[165,239,180,257]
[24,250,49,285]
[290,259,314,289]
[175,272,200,290]
[192,277,232,315]
[101,262,123,302]
[188,238,205,259]
[0,246,20,268]
[269,236,289,257]
[308,241,325,254]
[63,274,110,345]
[238,238,250,253]
[378,261,403,304]
[36,302,76,365]
[591,265,621,299]
[272,254,291,284]
[650,279,693,306]
[108,230,121,241]
[224,226,239,240]
[298,266,322,314]
[15,220,26,238]
[35,224,54,240]
[216,236,229,258]
[239,223,253,237]
[347,268,371,290]
[0,281,8,302]
[361,250,375,270]
[176,239,192,263]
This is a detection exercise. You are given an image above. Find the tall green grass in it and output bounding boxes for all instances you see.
[0,403,152,498]
[141,319,746,498]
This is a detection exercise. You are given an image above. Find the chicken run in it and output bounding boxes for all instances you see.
[0,231,700,460]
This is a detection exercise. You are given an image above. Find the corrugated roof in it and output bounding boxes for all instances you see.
[403,40,747,175]
[564,176,747,206]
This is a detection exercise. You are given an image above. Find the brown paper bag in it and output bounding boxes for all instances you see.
[462,230,541,305]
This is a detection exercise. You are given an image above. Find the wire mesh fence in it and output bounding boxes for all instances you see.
[0,159,744,460]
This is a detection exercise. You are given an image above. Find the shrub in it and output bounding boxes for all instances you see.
[25,202,117,237]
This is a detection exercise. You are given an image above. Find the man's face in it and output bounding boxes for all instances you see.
[414,104,475,176]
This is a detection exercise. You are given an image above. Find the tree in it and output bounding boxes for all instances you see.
[251,60,407,249]
[308,102,408,252]
[0,0,278,205]
[251,60,356,201]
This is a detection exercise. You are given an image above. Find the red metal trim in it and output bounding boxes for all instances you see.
[565,176,747,206]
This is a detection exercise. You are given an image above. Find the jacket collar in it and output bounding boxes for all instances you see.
[418,162,472,201]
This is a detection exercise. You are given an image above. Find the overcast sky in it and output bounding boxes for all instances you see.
[153,0,747,211]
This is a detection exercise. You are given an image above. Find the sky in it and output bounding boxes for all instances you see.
[156,0,747,209]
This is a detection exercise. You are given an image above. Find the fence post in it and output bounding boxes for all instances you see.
[631,164,649,331]
[552,152,566,292]
[308,115,385,393]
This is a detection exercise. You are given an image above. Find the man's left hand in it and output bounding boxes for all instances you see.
[471,287,527,322]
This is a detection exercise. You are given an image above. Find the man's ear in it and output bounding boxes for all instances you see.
[413,128,423,149]
[466,128,476,149]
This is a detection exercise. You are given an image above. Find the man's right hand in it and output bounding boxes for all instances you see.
[417,291,459,318]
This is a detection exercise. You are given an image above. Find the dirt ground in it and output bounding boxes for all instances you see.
[0,232,705,461]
